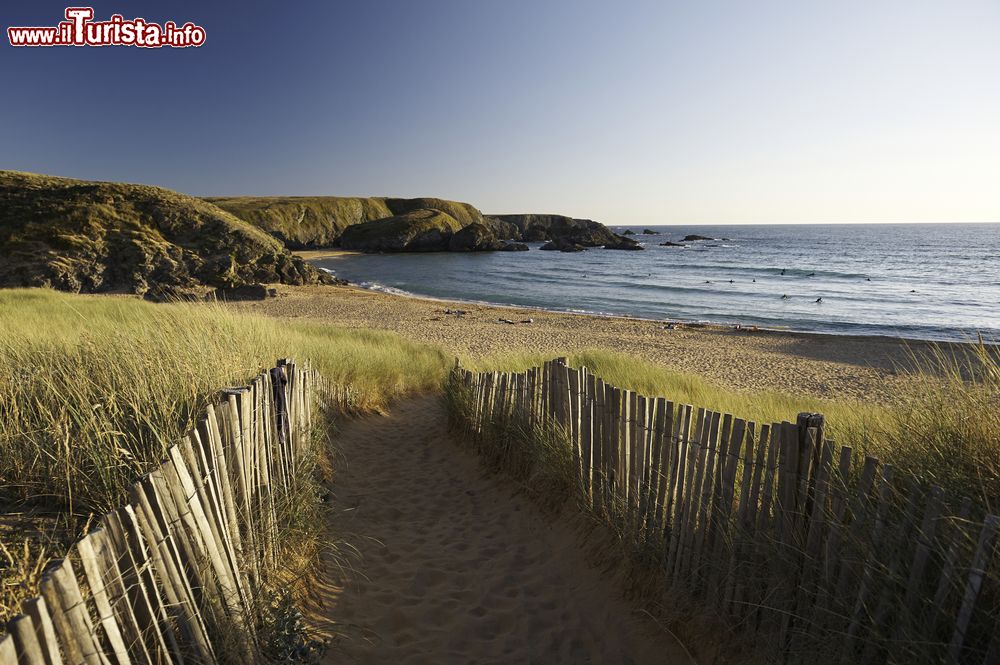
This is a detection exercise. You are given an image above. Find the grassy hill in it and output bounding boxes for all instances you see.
[207,195,487,249]
[0,171,329,296]
[339,208,465,252]
[207,195,639,252]
[205,196,395,248]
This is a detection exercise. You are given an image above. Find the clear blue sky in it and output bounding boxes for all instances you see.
[2,1,998,224]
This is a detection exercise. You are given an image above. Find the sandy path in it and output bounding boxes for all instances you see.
[312,395,693,664]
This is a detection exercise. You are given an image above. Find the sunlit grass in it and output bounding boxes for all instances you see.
[448,348,1000,663]
[467,346,1000,508]
[0,288,449,517]
[467,349,884,441]
[2,288,996,626]
[0,288,450,621]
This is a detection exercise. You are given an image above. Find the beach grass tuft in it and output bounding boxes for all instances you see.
[466,346,1000,507]
[0,288,449,621]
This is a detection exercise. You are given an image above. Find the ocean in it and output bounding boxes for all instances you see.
[313,223,1000,342]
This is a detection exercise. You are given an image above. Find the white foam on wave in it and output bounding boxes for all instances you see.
[356,281,416,298]
[352,278,635,321]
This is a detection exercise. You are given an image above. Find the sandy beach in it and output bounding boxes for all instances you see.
[230,282,942,403]
[294,249,363,261]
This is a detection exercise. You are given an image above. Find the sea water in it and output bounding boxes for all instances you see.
[314,223,1000,342]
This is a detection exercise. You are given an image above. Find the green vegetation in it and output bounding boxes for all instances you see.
[3,292,993,527]
[467,348,886,427]
[0,289,448,515]
[257,405,338,663]
[385,197,484,227]
[2,288,995,627]
[0,171,326,296]
[0,288,449,621]
[878,343,1000,510]
[209,195,625,252]
[208,195,485,250]
[467,347,1000,507]
[206,196,395,249]
[338,208,464,252]
[444,354,1000,664]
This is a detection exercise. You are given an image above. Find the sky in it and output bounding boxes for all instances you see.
[2,0,999,225]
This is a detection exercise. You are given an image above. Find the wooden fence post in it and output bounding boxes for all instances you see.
[445,360,1000,664]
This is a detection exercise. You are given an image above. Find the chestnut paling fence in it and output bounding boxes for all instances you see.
[0,359,316,665]
[449,359,999,664]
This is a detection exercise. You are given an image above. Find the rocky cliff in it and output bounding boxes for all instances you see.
[0,172,329,296]
[338,209,465,252]
[209,197,637,252]
[488,214,641,249]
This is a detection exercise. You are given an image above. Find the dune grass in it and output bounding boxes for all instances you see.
[0,288,450,621]
[0,289,450,516]
[446,352,1000,664]
[467,347,1000,509]
[465,348,886,442]
[2,288,995,625]
[9,289,990,519]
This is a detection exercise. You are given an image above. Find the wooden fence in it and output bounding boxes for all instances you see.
[450,359,999,664]
[0,359,316,665]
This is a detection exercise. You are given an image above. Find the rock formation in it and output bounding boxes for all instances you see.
[0,171,330,296]
[338,209,463,252]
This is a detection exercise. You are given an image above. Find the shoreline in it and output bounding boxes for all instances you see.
[329,279,992,352]
[228,282,962,404]
[293,248,363,261]
[301,254,991,347]
[327,277,993,347]
[300,251,993,347]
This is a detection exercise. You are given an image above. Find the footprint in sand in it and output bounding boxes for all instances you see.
[310,395,694,664]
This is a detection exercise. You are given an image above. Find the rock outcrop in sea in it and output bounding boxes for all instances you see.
[448,222,526,252]
[603,236,644,250]
[540,238,587,252]
[486,214,631,249]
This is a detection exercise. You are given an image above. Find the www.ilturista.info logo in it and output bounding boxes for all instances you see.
[7,7,206,48]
